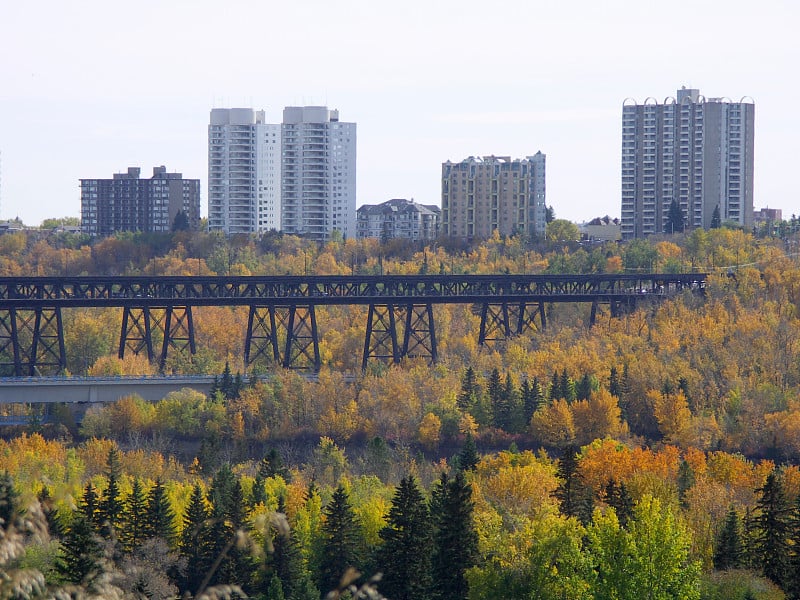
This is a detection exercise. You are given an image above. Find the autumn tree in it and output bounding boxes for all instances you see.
[588,496,700,600]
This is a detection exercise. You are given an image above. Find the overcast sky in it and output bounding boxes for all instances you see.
[1,0,797,226]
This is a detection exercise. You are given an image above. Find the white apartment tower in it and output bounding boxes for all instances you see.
[621,87,755,239]
[208,108,281,234]
[281,106,357,240]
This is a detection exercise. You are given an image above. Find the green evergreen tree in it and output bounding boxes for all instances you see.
[677,459,695,508]
[560,369,571,401]
[121,477,148,554]
[56,512,104,586]
[317,485,365,595]
[220,362,234,399]
[179,483,211,596]
[520,378,533,423]
[576,373,593,401]
[172,210,190,232]
[550,370,561,401]
[376,475,433,600]
[604,479,633,528]
[554,446,594,525]
[665,198,685,234]
[38,486,65,539]
[714,506,743,571]
[710,204,722,229]
[742,507,757,570]
[458,367,480,412]
[206,466,252,590]
[678,377,691,405]
[0,471,19,528]
[457,433,479,472]
[786,494,800,600]
[264,496,303,600]
[145,477,177,546]
[487,368,503,428]
[98,446,124,540]
[79,482,101,533]
[754,471,791,588]
[430,471,478,600]
[265,574,285,600]
[609,366,621,398]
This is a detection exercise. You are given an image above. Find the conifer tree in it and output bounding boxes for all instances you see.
[318,485,365,594]
[0,471,18,528]
[665,198,685,234]
[520,378,533,423]
[376,475,433,600]
[265,574,285,600]
[754,471,791,588]
[786,494,800,600]
[576,373,593,401]
[79,482,101,533]
[180,483,210,596]
[207,467,252,590]
[554,446,594,525]
[677,459,695,508]
[457,433,479,472]
[714,506,743,571]
[264,496,303,600]
[220,361,234,399]
[430,471,478,600]
[742,507,757,570]
[550,370,561,401]
[56,511,105,586]
[609,366,621,398]
[121,477,148,554]
[146,477,177,546]
[458,367,479,413]
[38,486,65,539]
[710,204,722,229]
[487,368,503,427]
[603,479,633,528]
[98,446,124,540]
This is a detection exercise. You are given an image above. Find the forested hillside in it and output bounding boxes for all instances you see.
[2,225,800,599]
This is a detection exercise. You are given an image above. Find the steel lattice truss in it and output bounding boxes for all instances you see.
[0,273,706,374]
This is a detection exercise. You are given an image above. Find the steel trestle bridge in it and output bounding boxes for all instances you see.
[0,273,706,374]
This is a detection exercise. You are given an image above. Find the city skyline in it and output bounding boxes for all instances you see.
[1,0,797,227]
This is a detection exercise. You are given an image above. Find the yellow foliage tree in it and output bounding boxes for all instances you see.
[530,399,575,447]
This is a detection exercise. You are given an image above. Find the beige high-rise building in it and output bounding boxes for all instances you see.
[441,153,546,240]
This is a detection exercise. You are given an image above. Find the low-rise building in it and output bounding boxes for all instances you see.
[356,198,440,241]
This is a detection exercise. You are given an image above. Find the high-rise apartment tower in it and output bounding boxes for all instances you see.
[441,153,546,240]
[280,106,356,240]
[208,108,281,234]
[621,87,754,239]
[208,106,356,239]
